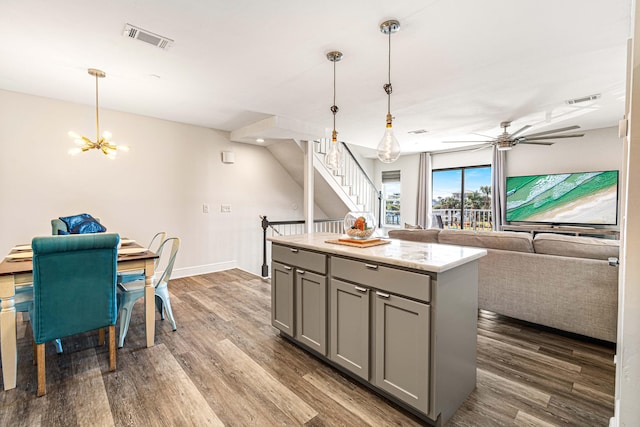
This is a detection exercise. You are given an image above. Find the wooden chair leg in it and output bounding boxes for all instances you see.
[36,343,46,397]
[98,327,105,346]
[108,325,116,371]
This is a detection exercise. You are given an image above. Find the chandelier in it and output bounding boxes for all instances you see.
[68,68,129,159]
[376,20,401,163]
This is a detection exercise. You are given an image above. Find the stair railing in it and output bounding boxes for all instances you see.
[315,139,382,226]
[260,215,343,277]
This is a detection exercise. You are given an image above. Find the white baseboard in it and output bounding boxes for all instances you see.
[170,261,237,279]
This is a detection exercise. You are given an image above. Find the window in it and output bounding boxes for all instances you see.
[382,170,401,226]
[432,166,492,230]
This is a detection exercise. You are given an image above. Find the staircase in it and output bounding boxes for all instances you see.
[313,139,381,222]
[265,139,381,223]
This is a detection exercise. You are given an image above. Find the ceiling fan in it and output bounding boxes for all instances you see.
[443,121,585,151]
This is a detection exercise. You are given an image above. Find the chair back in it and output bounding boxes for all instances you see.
[31,233,119,344]
[155,237,180,287]
[148,232,167,267]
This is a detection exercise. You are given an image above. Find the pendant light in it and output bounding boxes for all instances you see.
[68,68,129,160]
[325,51,344,171]
[376,20,401,163]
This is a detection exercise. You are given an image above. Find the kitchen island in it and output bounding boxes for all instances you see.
[268,233,487,426]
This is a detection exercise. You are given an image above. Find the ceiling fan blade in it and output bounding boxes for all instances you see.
[523,125,581,138]
[509,125,531,138]
[442,140,492,143]
[523,133,585,141]
[471,132,497,139]
[518,141,554,145]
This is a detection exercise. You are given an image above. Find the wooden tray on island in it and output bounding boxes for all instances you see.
[326,237,391,248]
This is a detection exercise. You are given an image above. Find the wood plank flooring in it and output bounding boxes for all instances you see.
[0,269,615,426]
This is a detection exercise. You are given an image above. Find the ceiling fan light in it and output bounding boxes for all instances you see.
[497,144,512,151]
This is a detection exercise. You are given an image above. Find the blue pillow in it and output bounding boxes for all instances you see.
[59,213,106,234]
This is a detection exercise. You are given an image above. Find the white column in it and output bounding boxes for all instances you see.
[614,2,640,424]
[302,140,314,233]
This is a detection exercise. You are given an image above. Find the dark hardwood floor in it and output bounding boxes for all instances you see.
[0,269,615,426]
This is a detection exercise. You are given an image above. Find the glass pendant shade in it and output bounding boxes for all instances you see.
[377,124,401,163]
[325,137,344,170]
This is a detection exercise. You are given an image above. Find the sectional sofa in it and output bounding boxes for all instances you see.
[388,228,619,343]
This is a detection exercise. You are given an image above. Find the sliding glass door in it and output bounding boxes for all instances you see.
[432,166,492,230]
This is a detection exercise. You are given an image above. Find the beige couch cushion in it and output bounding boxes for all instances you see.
[438,229,534,253]
[533,233,619,260]
[388,228,440,243]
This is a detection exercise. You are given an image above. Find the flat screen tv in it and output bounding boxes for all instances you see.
[505,170,619,225]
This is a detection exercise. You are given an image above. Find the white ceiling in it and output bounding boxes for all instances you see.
[0,0,632,155]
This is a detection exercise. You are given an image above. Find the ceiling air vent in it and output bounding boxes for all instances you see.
[123,24,174,50]
[565,93,600,105]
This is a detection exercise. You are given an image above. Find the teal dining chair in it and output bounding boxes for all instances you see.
[118,231,166,285]
[117,237,180,348]
[30,233,119,396]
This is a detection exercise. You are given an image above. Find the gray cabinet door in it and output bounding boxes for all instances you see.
[374,292,430,414]
[295,269,327,355]
[271,261,294,336]
[329,279,370,380]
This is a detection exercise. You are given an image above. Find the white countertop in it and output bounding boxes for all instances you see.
[268,233,487,273]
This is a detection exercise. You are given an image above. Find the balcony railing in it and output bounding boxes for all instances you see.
[432,208,492,231]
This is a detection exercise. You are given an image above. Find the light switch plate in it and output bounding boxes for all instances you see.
[221,204,231,213]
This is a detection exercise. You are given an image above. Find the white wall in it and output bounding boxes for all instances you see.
[506,126,622,176]
[375,154,420,229]
[372,126,622,229]
[0,89,306,276]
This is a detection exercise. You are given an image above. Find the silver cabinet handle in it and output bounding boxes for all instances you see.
[364,263,378,270]
[283,265,292,271]
[290,248,299,253]
[355,286,368,293]
[376,291,390,298]
[296,269,305,274]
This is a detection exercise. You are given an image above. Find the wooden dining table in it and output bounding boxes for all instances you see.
[0,240,159,391]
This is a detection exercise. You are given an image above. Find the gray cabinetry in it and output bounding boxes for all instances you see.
[271,261,294,336]
[268,235,482,425]
[271,244,328,355]
[374,291,430,414]
[329,278,370,380]
[296,269,327,354]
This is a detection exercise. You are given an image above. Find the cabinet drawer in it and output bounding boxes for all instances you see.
[272,244,327,274]
[331,257,430,303]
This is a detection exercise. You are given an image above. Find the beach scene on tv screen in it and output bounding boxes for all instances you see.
[505,171,618,225]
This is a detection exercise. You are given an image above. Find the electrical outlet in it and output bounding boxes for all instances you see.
[221,204,231,213]
[202,204,209,214]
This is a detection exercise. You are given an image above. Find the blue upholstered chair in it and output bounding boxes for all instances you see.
[118,231,166,285]
[117,237,180,348]
[30,233,119,396]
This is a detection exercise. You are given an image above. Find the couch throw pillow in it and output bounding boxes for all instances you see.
[59,213,107,234]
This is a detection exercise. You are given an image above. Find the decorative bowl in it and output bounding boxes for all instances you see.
[343,212,376,240]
